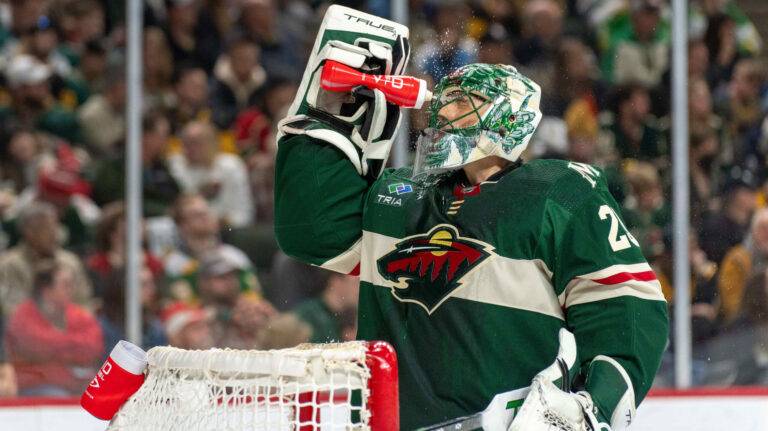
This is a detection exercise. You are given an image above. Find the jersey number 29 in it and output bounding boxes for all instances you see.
[598,205,639,252]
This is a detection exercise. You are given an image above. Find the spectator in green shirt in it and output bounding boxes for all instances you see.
[0,55,83,146]
[91,110,181,217]
[292,270,360,343]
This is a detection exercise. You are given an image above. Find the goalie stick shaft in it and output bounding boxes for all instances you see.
[417,413,485,431]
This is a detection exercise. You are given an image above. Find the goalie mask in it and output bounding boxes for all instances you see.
[413,63,542,176]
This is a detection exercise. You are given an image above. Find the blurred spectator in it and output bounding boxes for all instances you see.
[699,180,756,263]
[162,302,214,350]
[655,231,719,329]
[545,38,604,119]
[600,82,667,163]
[689,78,730,170]
[689,40,710,82]
[689,129,722,224]
[86,202,164,298]
[92,111,181,217]
[0,201,92,319]
[98,267,166,361]
[600,0,669,87]
[257,312,311,349]
[268,251,323,311]
[36,168,99,250]
[0,0,46,44]
[0,310,18,397]
[8,10,93,109]
[170,121,253,228]
[561,101,628,204]
[168,66,210,132]
[234,79,297,157]
[77,65,126,156]
[69,39,109,96]
[0,55,83,145]
[735,268,768,331]
[292,271,359,343]
[195,249,276,349]
[201,0,236,36]
[236,0,304,81]
[209,37,267,129]
[706,268,768,385]
[513,0,564,85]
[1,14,72,79]
[0,129,55,194]
[162,0,221,73]
[165,193,260,300]
[716,59,767,171]
[565,103,600,164]
[477,23,513,66]
[4,261,103,396]
[2,141,100,251]
[143,27,175,111]
[234,79,296,223]
[415,2,476,82]
[622,162,669,259]
[56,0,107,57]
[653,230,719,385]
[690,0,762,58]
[718,207,768,324]
[705,13,742,91]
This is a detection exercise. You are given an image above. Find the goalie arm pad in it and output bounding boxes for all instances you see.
[274,132,369,274]
[583,356,636,430]
[566,295,668,429]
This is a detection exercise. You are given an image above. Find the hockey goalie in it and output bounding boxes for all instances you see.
[274,6,668,430]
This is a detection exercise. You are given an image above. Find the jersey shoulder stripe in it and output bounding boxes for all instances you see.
[319,238,362,275]
[560,263,666,307]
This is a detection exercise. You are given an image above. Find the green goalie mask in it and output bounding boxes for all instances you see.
[413,63,542,176]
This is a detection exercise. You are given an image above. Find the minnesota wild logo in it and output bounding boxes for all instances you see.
[376,224,494,314]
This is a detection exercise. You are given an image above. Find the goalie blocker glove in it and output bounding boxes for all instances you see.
[277,5,410,179]
[509,354,637,431]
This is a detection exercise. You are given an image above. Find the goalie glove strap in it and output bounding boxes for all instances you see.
[573,391,611,431]
[307,106,355,136]
[278,115,364,175]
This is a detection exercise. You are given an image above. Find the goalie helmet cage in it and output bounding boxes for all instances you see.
[106,341,398,431]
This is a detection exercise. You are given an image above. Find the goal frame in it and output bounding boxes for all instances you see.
[108,340,398,431]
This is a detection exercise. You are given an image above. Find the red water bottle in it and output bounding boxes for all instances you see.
[80,340,148,420]
[320,60,432,109]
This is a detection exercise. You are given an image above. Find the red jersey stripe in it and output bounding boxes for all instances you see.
[590,270,657,285]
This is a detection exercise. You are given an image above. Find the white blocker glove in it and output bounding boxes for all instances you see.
[509,375,609,431]
[508,329,633,431]
[278,5,410,179]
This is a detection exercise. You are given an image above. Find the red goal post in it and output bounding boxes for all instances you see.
[106,341,398,430]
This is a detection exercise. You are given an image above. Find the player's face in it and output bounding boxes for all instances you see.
[435,90,491,130]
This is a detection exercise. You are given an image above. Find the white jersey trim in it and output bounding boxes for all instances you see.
[572,263,655,281]
[560,263,666,308]
[360,231,564,320]
[320,238,362,274]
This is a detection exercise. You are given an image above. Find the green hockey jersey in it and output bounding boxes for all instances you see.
[275,134,668,430]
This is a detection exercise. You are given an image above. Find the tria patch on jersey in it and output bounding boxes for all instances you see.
[376,224,495,314]
[376,194,403,207]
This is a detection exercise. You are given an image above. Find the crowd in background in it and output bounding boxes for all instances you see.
[0,0,764,397]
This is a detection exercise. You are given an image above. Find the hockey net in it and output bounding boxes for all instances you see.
[106,341,398,431]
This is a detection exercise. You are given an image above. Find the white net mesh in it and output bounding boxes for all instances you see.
[107,342,373,431]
